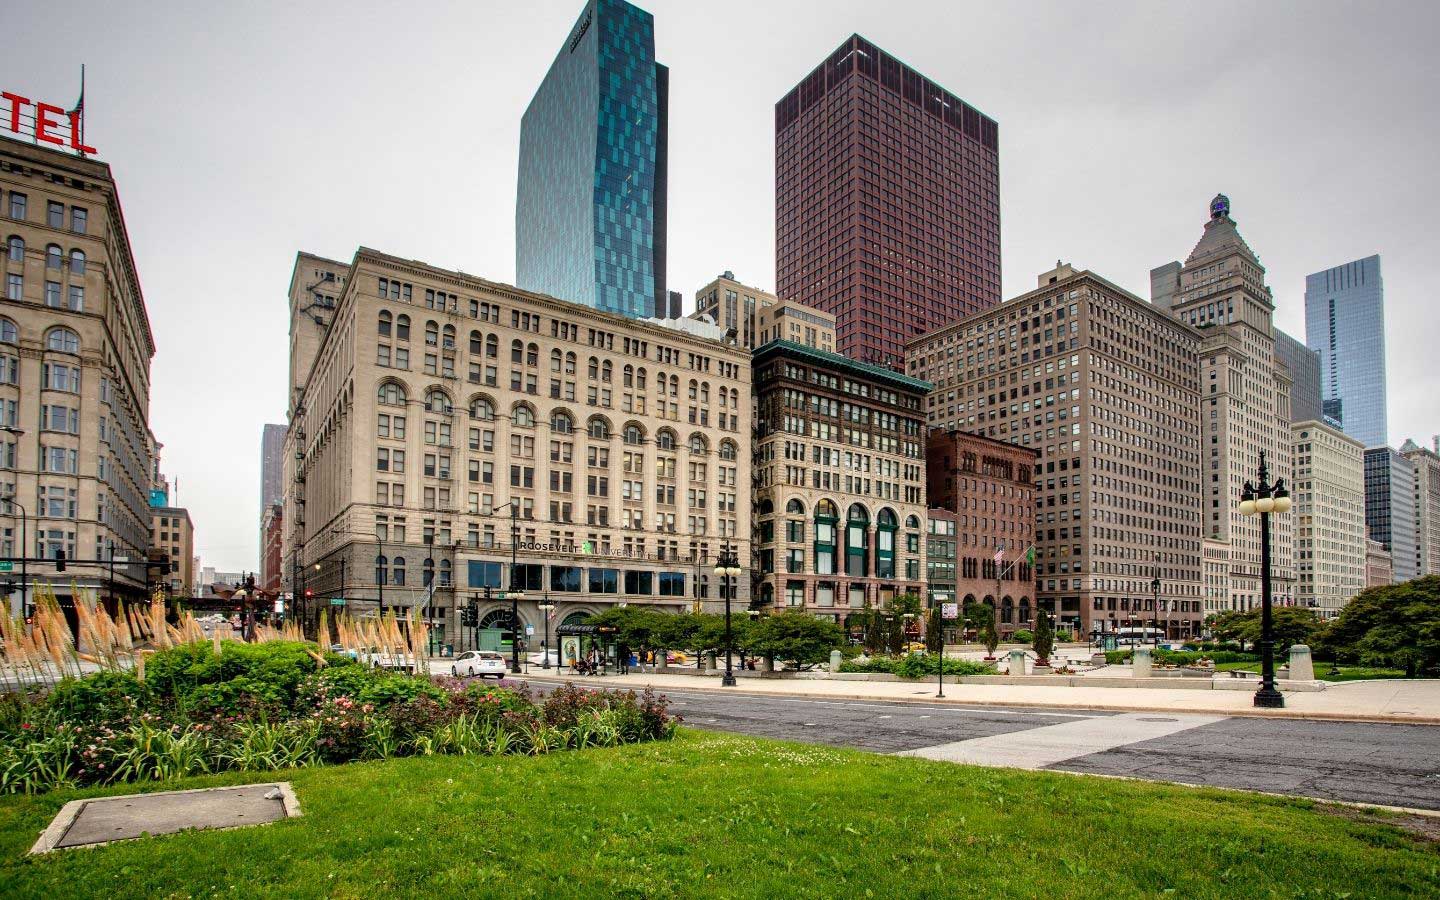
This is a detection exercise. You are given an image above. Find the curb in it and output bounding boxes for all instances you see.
[516,673,1440,726]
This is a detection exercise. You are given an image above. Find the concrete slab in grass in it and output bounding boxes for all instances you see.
[30,782,301,854]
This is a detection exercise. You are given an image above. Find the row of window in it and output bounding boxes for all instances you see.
[4,193,88,233]
[6,237,86,274]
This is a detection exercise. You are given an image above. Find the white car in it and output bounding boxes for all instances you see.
[452,651,508,679]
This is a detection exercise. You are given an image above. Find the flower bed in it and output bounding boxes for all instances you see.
[0,641,675,795]
[838,653,996,678]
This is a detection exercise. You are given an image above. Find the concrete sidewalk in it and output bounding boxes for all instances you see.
[513,669,1440,724]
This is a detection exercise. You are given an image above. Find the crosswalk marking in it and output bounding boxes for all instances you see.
[895,712,1228,770]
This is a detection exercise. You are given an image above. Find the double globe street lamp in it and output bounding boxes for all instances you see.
[1239,450,1292,709]
[714,546,742,687]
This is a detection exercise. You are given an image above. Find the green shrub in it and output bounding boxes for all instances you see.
[840,654,994,678]
[146,641,328,710]
[41,671,150,725]
[1010,630,1034,643]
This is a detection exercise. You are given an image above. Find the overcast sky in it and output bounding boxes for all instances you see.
[5,0,1437,571]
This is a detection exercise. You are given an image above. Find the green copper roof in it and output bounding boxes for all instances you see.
[753,340,932,393]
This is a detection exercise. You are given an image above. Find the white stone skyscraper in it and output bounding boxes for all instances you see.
[1152,194,1295,612]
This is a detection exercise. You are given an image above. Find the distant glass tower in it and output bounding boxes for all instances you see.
[1305,255,1386,447]
[516,0,668,320]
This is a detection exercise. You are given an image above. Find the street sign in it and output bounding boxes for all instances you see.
[942,603,958,619]
[0,561,12,572]
[495,591,507,600]
[329,597,345,606]
[524,625,534,636]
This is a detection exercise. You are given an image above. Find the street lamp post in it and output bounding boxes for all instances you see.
[1239,450,1292,709]
[715,545,741,686]
[4,495,27,618]
[538,599,555,669]
[1151,562,1161,647]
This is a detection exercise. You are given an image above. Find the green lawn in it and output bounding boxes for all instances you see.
[1214,661,1409,681]
[1,730,1436,899]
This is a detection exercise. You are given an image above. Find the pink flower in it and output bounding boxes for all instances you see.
[20,723,30,730]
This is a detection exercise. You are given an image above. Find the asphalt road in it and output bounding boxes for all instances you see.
[521,681,1440,811]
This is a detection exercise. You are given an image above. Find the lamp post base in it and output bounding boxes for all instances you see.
[720,673,737,687]
[1253,686,1285,708]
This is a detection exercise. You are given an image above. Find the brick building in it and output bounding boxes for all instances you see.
[926,430,1036,637]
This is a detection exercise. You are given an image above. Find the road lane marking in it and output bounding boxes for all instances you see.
[896,712,1228,770]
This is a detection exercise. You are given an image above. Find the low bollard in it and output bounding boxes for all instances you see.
[1008,648,1028,676]
[1132,646,1152,679]
[1288,644,1314,681]
[830,649,842,673]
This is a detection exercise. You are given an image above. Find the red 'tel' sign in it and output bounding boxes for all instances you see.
[2,91,96,154]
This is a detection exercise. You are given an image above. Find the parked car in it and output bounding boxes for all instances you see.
[452,650,508,679]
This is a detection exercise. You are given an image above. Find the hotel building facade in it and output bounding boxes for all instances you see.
[907,263,1205,638]
[0,137,156,611]
[282,248,750,649]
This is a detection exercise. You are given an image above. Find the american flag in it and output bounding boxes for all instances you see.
[993,544,1005,566]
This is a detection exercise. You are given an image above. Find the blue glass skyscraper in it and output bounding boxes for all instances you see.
[516,0,669,320]
[1305,254,1387,447]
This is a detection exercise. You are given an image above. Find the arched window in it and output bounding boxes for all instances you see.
[656,429,675,451]
[588,416,610,439]
[425,389,452,413]
[511,339,524,363]
[905,515,920,530]
[623,364,634,387]
[425,321,439,347]
[424,557,435,587]
[395,315,411,340]
[551,349,563,372]
[785,498,806,515]
[758,498,774,516]
[6,236,22,262]
[588,357,599,380]
[392,556,406,585]
[442,324,455,349]
[601,360,612,382]
[377,382,406,406]
[378,311,392,337]
[45,244,61,269]
[485,334,498,357]
[469,330,483,354]
[439,558,453,586]
[551,410,573,434]
[69,249,85,275]
[876,508,898,579]
[375,555,388,585]
[623,424,644,446]
[564,352,576,375]
[719,440,737,461]
[470,396,494,420]
[814,499,839,575]
[46,327,79,353]
[526,343,539,366]
[0,319,16,344]
[688,434,707,454]
[636,368,647,390]
[514,403,535,427]
[846,504,871,577]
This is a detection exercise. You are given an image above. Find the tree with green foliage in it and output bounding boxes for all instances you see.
[586,606,666,653]
[886,613,904,655]
[1317,576,1440,677]
[1033,609,1054,666]
[1204,606,1321,655]
[747,611,847,669]
[975,602,999,658]
[862,602,884,654]
[925,607,944,653]
[890,593,922,617]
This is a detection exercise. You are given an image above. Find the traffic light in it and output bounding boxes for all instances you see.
[55,550,66,572]
[304,589,314,599]
[460,606,477,627]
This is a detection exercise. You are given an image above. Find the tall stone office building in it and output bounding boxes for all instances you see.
[907,263,1205,638]
[0,136,156,612]
[282,247,750,650]
[1292,420,1366,617]
[1151,195,1296,612]
[751,340,929,621]
[1305,255,1387,447]
[516,0,673,320]
[1400,438,1440,578]
[776,34,1001,368]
